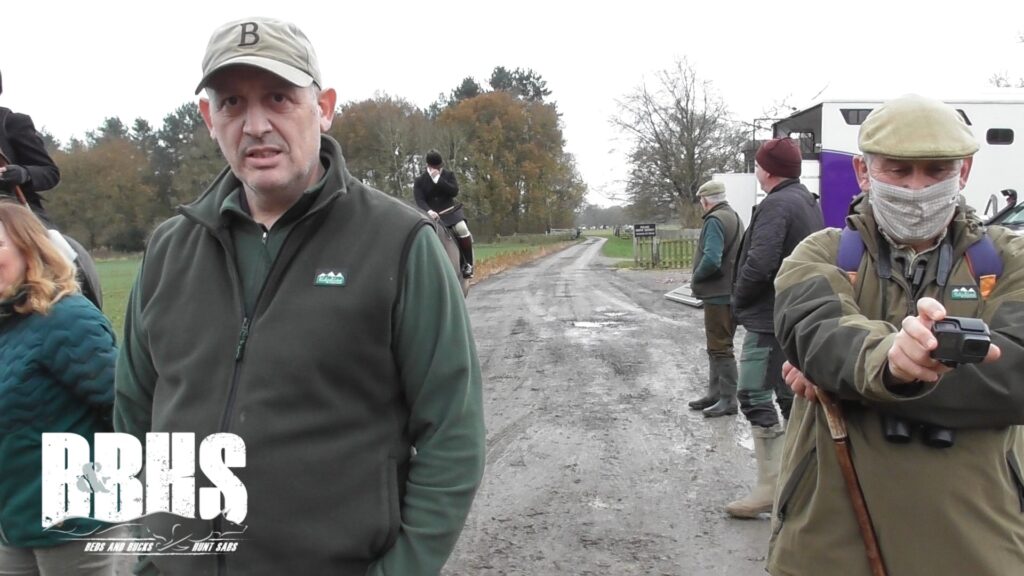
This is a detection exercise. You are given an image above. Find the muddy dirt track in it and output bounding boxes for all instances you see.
[445,237,771,576]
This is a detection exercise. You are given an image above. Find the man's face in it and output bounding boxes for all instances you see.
[854,155,972,192]
[754,163,769,192]
[0,222,26,297]
[199,66,337,198]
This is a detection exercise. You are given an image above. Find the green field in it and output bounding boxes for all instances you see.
[599,233,634,259]
[95,258,141,339]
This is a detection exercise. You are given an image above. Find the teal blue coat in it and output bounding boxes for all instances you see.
[0,293,116,547]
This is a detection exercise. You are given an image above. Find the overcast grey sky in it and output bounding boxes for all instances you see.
[4,1,1023,206]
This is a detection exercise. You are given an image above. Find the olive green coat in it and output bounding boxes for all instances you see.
[770,200,1024,575]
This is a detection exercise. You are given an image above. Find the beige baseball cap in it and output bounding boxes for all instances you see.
[858,94,978,160]
[195,17,322,95]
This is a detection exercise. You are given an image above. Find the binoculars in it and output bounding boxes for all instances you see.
[882,415,955,448]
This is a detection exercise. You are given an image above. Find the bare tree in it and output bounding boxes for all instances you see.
[612,58,747,226]
[990,34,1024,88]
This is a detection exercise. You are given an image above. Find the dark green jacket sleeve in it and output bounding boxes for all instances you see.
[775,228,1024,428]
[692,217,725,282]
[369,226,485,575]
[113,263,158,443]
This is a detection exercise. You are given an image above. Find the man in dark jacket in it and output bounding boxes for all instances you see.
[413,150,474,277]
[688,180,745,417]
[0,71,61,225]
[114,17,484,576]
[726,137,823,518]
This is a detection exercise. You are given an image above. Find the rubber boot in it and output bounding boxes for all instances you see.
[688,357,719,410]
[726,423,785,518]
[702,357,738,418]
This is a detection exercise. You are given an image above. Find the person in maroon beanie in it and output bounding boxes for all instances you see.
[725,137,824,518]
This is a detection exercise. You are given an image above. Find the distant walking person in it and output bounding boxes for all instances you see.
[727,137,823,518]
[414,150,474,277]
[688,180,744,417]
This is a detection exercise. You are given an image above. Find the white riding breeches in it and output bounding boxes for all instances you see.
[452,220,471,238]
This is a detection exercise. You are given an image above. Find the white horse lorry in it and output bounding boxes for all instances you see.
[716,94,1024,229]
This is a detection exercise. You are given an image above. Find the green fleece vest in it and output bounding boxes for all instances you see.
[691,202,742,299]
[132,162,429,575]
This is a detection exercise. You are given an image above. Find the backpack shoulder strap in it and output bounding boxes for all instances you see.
[837,226,865,285]
[965,233,1002,300]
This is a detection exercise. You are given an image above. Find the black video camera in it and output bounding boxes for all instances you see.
[930,316,990,368]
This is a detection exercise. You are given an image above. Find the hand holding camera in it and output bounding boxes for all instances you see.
[886,297,1001,385]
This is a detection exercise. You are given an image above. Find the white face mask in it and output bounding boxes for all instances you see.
[868,175,960,245]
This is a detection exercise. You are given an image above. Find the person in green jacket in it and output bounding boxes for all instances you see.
[113,17,484,576]
[0,202,117,575]
[687,180,744,417]
[770,94,1024,575]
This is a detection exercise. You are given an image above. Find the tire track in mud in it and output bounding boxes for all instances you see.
[447,238,770,575]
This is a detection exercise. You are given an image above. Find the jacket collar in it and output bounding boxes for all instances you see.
[768,178,801,194]
[179,135,350,231]
[702,201,732,220]
[0,289,28,324]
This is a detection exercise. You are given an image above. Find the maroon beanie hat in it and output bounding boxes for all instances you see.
[755,137,802,178]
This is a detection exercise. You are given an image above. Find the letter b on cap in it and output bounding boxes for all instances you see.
[238,22,259,47]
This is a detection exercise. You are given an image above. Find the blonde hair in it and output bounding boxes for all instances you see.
[0,201,79,314]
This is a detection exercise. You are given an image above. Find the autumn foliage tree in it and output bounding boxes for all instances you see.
[49,137,160,251]
[43,65,585,250]
[329,94,429,200]
[439,91,584,236]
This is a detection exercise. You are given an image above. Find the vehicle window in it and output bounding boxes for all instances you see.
[840,109,872,125]
[987,129,1014,145]
[1000,206,1024,225]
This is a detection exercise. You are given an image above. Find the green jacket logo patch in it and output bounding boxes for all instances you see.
[951,286,978,300]
[314,271,346,287]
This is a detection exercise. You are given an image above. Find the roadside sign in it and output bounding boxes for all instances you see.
[634,223,656,238]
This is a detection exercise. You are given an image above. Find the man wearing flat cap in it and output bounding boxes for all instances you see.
[687,180,744,418]
[114,17,484,576]
[768,94,1024,574]
[725,137,823,518]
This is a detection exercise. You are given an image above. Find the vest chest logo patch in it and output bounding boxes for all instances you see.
[314,270,346,287]
[951,285,978,300]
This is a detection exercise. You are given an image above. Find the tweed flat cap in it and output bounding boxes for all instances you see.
[858,94,978,160]
[697,180,726,198]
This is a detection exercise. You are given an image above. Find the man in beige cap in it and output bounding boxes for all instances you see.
[688,180,744,417]
[768,94,1024,574]
[114,17,484,576]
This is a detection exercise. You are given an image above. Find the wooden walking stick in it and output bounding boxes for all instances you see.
[814,388,888,576]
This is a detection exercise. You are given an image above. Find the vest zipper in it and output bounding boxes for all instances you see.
[235,318,250,361]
